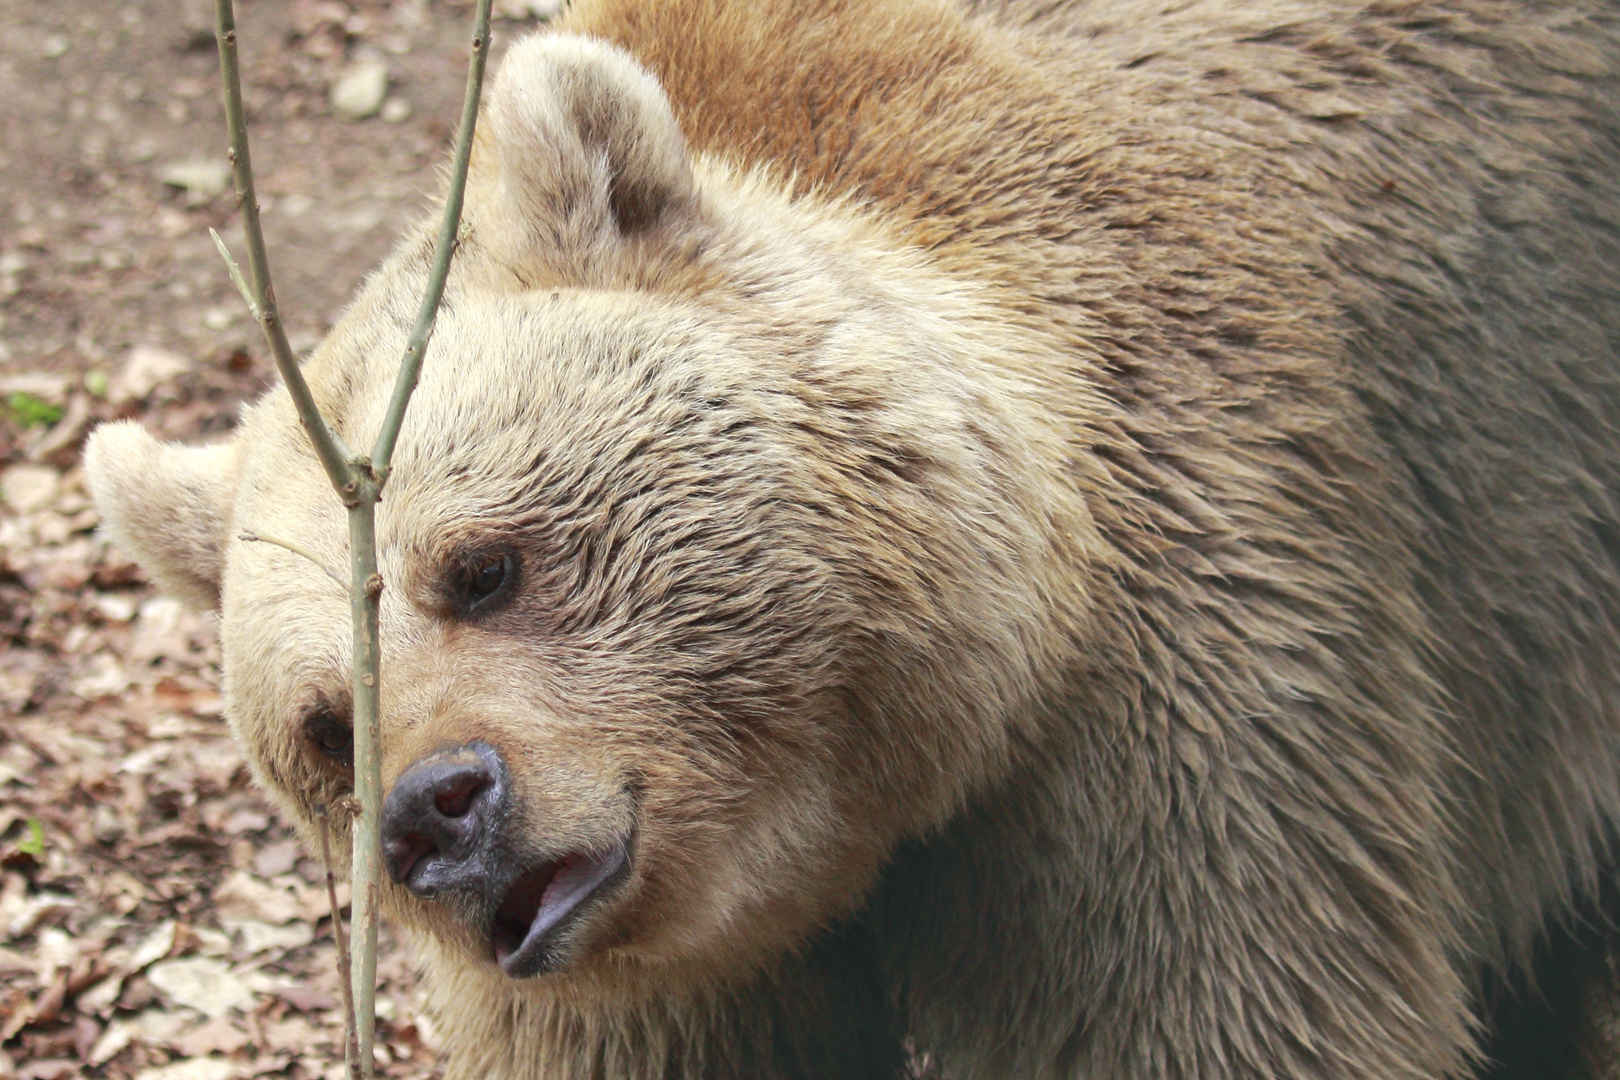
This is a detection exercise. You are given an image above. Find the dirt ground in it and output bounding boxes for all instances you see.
[0,1,557,1076]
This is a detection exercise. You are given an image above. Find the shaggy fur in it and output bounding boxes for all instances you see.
[85,0,1620,1077]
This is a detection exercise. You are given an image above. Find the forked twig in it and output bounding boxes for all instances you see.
[211,1,495,1076]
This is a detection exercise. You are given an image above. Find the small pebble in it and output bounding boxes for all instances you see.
[111,344,191,404]
[331,59,388,120]
[1,464,61,515]
[157,159,231,204]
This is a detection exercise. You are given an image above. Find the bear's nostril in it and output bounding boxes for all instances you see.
[385,831,436,887]
[433,772,488,819]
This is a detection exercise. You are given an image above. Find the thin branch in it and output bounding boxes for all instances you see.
[347,498,382,1080]
[238,531,349,593]
[371,0,495,476]
[346,10,492,1064]
[315,806,361,1080]
[214,0,357,496]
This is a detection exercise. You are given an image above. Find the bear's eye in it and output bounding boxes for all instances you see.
[450,550,517,618]
[303,705,353,768]
[471,556,507,598]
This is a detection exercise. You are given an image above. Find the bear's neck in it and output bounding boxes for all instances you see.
[422,920,908,1080]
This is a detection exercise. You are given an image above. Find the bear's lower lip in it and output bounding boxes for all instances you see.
[490,839,630,978]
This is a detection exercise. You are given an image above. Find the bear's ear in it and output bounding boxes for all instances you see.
[476,33,697,271]
[83,421,240,611]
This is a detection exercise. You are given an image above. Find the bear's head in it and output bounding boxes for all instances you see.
[85,33,1100,995]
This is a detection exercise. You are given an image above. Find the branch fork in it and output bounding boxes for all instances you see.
[211,3,495,1076]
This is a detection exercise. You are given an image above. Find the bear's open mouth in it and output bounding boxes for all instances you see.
[490,839,630,977]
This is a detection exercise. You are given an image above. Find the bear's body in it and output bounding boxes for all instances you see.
[86,0,1620,1077]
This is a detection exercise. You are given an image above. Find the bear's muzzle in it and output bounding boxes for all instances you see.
[381,740,633,978]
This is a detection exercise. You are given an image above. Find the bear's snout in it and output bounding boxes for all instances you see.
[382,742,510,899]
[380,740,635,978]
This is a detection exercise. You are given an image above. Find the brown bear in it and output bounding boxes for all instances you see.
[84,0,1620,1077]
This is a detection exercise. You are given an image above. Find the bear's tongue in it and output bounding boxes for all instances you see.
[491,845,627,975]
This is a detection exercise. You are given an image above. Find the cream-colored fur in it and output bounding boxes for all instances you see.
[83,424,240,610]
[86,4,1620,1079]
[480,34,696,279]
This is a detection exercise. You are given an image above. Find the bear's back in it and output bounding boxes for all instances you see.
[559,0,1620,968]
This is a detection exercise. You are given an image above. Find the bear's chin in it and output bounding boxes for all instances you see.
[490,838,633,979]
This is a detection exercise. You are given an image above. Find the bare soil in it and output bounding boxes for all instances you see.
[0,2,554,1076]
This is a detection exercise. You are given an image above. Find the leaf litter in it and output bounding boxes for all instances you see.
[0,0,576,1072]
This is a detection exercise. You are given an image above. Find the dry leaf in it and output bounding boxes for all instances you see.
[0,987,32,1041]
[129,920,178,972]
[221,809,270,835]
[32,969,68,1026]
[3,892,75,940]
[101,870,151,915]
[176,924,233,959]
[32,927,76,983]
[272,984,338,1013]
[14,1060,75,1080]
[117,744,174,777]
[234,919,313,957]
[264,1015,331,1055]
[77,973,125,1017]
[243,1054,292,1077]
[213,871,302,926]
[88,1017,134,1065]
[293,877,350,922]
[175,1014,250,1058]
[147,958,254,1017]
[135,1058,245,1080]
[133,1006,192,1044]
[0,947,31,975]
[251,839,300,878]
[70,1013,101,1059]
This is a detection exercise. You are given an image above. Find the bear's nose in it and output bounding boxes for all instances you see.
[381,743,509,898]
